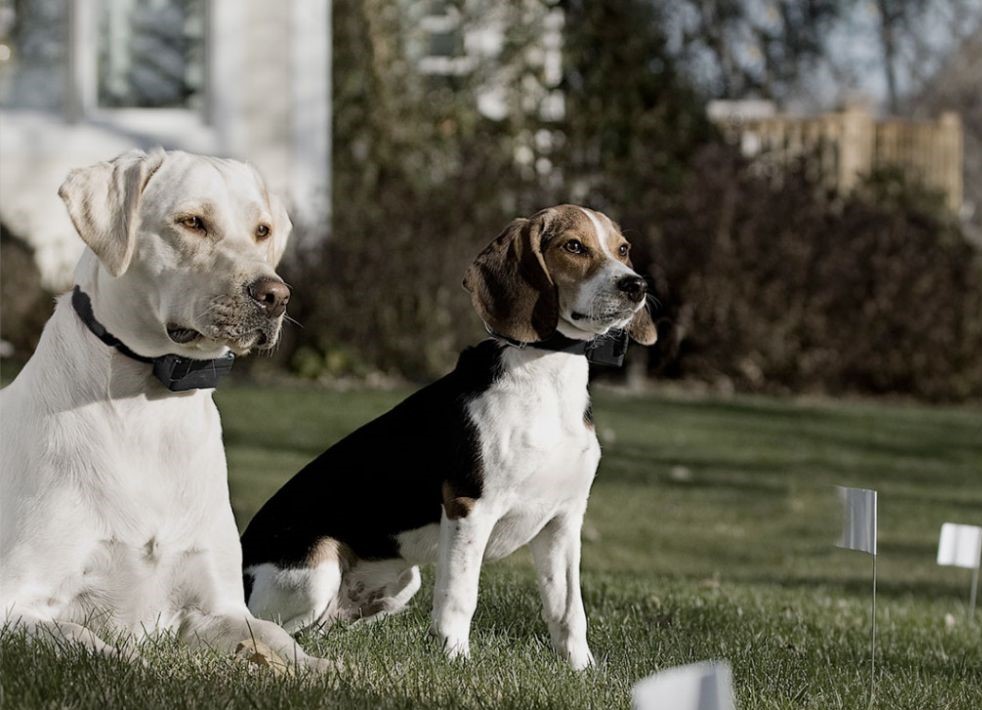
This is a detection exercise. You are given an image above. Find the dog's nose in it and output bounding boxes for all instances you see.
[248,277,291,318]
[616,275,647,303]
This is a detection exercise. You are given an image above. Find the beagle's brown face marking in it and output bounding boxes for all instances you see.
[539,206,633,303]
[464,204,657,345]
[465,204,657,345]
[442,481,477,520]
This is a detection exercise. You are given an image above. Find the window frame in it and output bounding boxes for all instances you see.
[66,0,212,144]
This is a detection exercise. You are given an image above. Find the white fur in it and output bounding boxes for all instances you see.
[430,347,598,669]
[0,150,325,669]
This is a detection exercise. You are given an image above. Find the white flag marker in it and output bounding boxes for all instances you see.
[834,486,878,704]
[632,661,736,710]
[937,523,982,618]
[836,486,877,555]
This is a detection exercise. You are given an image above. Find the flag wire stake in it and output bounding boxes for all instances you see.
[868,551,876,708]
[970,562,979,621]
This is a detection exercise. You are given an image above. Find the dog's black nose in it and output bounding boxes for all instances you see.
[616,275,647,303]
[248,277,291,318]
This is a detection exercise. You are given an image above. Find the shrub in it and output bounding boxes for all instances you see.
[638,146,982,400]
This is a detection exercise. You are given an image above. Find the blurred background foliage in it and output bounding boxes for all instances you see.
[1,0,979,401]
[279,0,982,400]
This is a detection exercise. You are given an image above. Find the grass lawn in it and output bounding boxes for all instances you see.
[2,381,980,708]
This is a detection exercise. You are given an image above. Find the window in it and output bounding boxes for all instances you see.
[97,0,205,110]
[427,29,459,58]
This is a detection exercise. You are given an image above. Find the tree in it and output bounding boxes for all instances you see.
[286,0,549,379]
[673,0,846,100]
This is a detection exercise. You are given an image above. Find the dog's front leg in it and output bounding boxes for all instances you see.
[528,510,594,670]
[429,509,495,659]
[178,608,333,672]
[1,608,135,659]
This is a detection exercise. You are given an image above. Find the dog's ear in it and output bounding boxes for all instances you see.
[248,164,292,266]
[463,211,559,342]
[266,191,292,267]
[58,149,165,277]
[624,251,657,345]
[627,305,657,345]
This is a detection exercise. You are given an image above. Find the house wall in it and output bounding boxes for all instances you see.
[0,0,330,291]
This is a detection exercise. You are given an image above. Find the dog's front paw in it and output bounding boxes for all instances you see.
[234,639,342,676]
[235,639,292,675]
[563,642,595,671]
[428,623,470,660]
[301,655,345,674]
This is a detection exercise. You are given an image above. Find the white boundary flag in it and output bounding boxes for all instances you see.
[836,486,877,555]
[937,523,982,569]
[833,485,879,703]
[632,661,736,710]
[937,522,982,617]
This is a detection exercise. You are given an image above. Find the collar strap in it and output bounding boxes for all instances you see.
[71,286,235,392]
[489,327,629,367]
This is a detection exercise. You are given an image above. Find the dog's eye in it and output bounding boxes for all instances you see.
[256,224,271,240]
[564,239,585,254]
[618,244,630,257]
[179,216,206,233]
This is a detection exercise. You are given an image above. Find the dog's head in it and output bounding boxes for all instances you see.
[59,149,293,358]
[464,205,657,345]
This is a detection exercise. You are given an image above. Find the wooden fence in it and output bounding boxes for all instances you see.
[709,104,963,211]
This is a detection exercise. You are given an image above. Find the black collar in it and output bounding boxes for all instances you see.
[489,327,629,367]
[71,286,235,392]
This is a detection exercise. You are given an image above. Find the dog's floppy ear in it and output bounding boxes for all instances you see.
[248,163,292,266]
[623,249,657,345]
[266,191,292,267]
[463,211,559,342]
[627,304,657,345]
[58,149,165,277]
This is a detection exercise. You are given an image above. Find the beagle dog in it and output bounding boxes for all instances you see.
[0,150,327,670]
[240,205,656,669]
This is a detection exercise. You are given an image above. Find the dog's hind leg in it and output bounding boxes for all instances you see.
[245,560,343,634]
[351,565,422,625]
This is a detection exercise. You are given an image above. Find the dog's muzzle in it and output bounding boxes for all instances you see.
[173,277,291,352]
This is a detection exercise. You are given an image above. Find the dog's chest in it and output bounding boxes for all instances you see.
[52,394,231,629]
[78,393,225,520]
[66,536,220,630]
[470,350,600,557]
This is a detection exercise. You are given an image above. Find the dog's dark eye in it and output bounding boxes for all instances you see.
[179,216,206,233]
[256,224,271,240]
[618,244,630,257]
[564,239,585,254]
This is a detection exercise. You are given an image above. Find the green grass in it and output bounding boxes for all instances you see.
[2,384,980,708]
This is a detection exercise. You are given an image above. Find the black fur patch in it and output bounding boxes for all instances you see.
[241,340,503,568]
[242,571,254,603]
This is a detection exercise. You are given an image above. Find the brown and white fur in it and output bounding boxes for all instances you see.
[240,205,657,670]
[0,149,328,670]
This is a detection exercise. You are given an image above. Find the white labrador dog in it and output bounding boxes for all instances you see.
[0,149,326,669]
